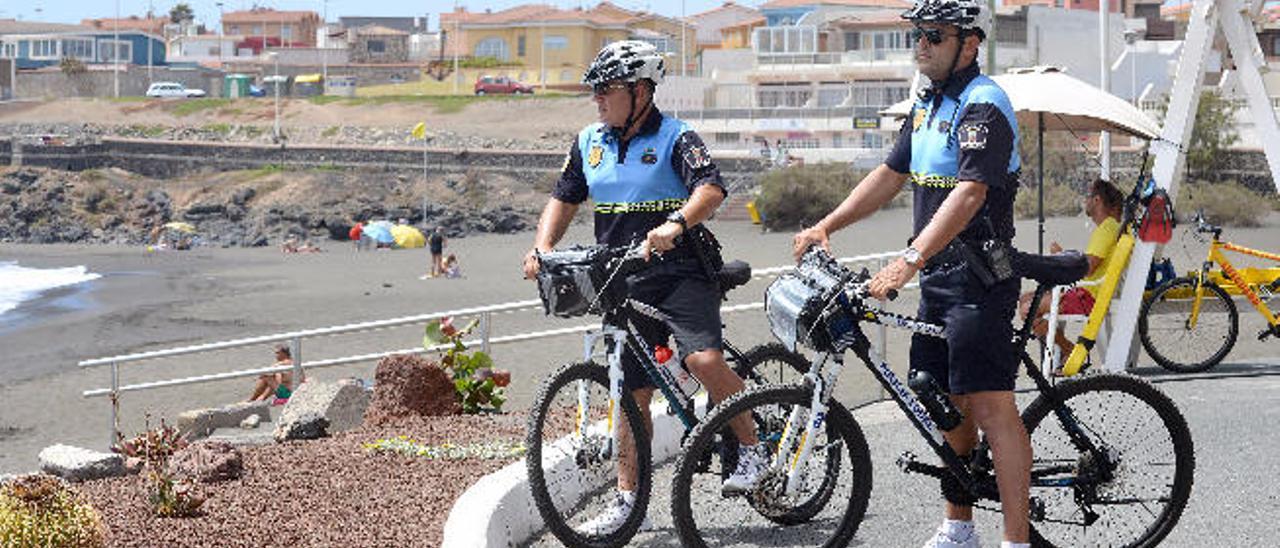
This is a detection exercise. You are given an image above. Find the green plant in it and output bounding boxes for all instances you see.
[249,163,286,177]
[113,417,203,518]
[321,125,341,138]
[424,317,509,414]
[1152,90,1241,182]
[0,474,106,547]
[1177,180,1272,227]
[59,57,87,76]
[459,56,523,69]
[171,98,233,116]
[363,435,526,460]
[756,163,869,231]
[203,123,233,134]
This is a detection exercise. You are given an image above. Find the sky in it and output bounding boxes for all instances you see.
[5,0,1272,30]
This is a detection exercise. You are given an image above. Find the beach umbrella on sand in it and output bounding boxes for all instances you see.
[881,66,1160,253]
[163,221,198,234]
[362,221,395,245]
[391,225,426,249]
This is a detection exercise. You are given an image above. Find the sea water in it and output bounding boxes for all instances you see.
[0,261,101,317]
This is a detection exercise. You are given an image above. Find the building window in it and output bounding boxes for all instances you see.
[229,25,239,34]
[367,40,386,53]
[544,35,569,50]
[753,25,817,54]
[843,31,860,51]
[282,26,293,40]
[99,40,131,63]
[517,35,526,57]
[252,25,262,36]
[862,132,884,149]
[714,132,741,145]
[30,39,58,59]
[62,38,94,60]
[757,84,813,108]
[633,36,673,53]
[816,86,849,107]
[474,37,509,60]
[1274,36,1280,56]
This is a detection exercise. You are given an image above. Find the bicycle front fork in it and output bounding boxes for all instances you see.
[773,353,842,496]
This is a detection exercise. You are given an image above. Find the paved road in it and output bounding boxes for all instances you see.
[526,360,1280,546]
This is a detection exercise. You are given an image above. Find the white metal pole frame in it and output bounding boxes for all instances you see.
[217,2,224,64]
[113,0,120,98]
[1104,0,1280,371]
[681,0,687,77]
[270,52,281,142]
[1098,0,1110,181]
[453,18,460,94]
[147,2,154,85]
[321,0,328,83]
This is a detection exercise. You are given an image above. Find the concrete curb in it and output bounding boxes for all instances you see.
[442,397,704,548]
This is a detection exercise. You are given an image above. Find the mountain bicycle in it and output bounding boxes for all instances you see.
[670,247,1196,547]
[524,243,819,548]
[1138,212,1280,373]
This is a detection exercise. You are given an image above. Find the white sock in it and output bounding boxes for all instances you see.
[942,519,974,540]
[1001,543,1030,548]
[619,489,636,505]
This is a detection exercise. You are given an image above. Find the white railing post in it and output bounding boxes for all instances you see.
[480,312,492,355]
[291,336,304,385]
[109,361,120,447]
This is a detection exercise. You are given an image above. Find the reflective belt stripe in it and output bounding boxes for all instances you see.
[910,172,959,188]
[594,198,687,214]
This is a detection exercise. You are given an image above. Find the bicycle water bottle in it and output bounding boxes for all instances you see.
[908,370,963,431]
[655,345,701,402]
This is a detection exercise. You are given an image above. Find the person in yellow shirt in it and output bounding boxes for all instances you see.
[1019,178,1124,361]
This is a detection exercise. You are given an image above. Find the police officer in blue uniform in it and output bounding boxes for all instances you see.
[792,1,1031,547]
[521,41,765,536]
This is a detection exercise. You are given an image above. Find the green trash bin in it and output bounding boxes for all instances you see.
[224,74,252,98]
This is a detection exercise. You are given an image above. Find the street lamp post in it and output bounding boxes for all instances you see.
[216,2,225,64]
[113,0,120,98]
[321,0,328,82]
[147,0,154,84]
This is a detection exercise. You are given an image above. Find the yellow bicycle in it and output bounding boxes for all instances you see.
[1137,214,1280,373]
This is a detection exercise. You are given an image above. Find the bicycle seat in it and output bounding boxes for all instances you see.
[717,260,752,294]
[1013,249,1089,286]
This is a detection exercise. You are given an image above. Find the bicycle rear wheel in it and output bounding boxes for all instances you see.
[671,385,872,548]
[1022,374,1195,548]
[1139,276,1238,373]
[525,362,651,548]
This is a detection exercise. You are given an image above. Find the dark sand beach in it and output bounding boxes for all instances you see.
[3,210,1280,474]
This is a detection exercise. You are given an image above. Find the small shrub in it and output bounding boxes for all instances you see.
[1014,178,1083,219]
[1178,180,1272,227]
[424,317,509,414]
[321,126,341,138]
[757,163,866,231]
[0,474,106,547]
[363,436,526,460]
[113,418,203,518]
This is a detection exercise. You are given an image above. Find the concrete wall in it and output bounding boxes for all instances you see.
[0,59,12,100]
[13,66,222,99]
[222,61,419,87]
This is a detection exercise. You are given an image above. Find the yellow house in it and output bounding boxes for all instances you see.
[438,2,696,88]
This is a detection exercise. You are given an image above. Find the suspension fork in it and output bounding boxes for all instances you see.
[772,352,842,495]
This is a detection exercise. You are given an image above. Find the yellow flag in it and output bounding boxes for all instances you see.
[411,121,426,140]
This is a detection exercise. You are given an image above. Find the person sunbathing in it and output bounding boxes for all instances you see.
[248,345,294,403]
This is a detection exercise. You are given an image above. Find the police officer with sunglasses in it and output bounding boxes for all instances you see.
[793,1,1031,547]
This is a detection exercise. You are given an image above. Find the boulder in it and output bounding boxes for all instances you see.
[167,440,243,483]
[240,414,261,429]
[364,354,460,426]
[38,444,125,482]
[177,400,271,440]
[274,379,369,441]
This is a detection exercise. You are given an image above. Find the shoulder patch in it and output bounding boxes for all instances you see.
[958,123,989,151]
[682,137,711,170]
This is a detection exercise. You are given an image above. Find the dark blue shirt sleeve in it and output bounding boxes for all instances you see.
[672,131,726,197]
[883,110,913,174]
[954,103,1015,190]
[551,139,588,204]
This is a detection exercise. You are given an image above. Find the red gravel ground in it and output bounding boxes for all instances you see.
[77,414,527,547]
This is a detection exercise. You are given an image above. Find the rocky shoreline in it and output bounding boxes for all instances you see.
[0,165,543,247]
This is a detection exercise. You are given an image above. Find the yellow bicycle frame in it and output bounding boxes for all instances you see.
[1061,232,1136,376]
[1192,240,1280,330]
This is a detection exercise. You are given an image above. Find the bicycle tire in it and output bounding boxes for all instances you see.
[1139,276,1238,373]
[525,361,652,548]
[737,342,811,386]
[671,384,872,548]
[1021,374,1195,548]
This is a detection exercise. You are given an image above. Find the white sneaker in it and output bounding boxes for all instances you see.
[574,493,654,536]
[922,526,982,548]
[721,444,768,496]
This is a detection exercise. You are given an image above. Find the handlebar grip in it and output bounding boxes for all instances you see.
[885,289,898,301]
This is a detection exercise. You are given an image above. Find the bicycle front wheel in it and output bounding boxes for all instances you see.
[737,342,811,386]
[1022,374,1195,548]
[525,361,651,548]
[1139,276,1238,373]
[671,385,872,548]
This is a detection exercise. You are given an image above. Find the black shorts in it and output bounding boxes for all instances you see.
[619,258,723,392]
[910,261,1019,395]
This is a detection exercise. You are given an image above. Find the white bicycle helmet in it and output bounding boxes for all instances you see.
[582,40,666,87]
[902,0,991,40]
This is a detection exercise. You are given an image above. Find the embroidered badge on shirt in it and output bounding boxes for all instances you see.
[958,123,989,151]
[588,145,604,168]
[641,147,658,164]
[912,108,926,132]
[684,141,711,170]
[938,120,952,134]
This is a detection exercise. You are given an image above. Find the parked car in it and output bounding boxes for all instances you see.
[474,76,534,95]
[145,82,207,98]
[248,85,266,97]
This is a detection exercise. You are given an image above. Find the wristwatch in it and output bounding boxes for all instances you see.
[901,246,925,268]
[666,210,688,232]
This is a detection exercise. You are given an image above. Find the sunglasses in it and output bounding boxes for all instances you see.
[592,82,630,96]
[911,26,959,45]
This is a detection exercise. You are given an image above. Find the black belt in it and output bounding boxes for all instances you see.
[923,240,969,272]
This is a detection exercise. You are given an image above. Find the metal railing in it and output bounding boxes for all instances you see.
[80,251,908,444]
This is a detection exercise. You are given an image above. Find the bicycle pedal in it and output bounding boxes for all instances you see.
[1029,497,1046,522]
[1259,326,1279,341]
[895,451,918,473]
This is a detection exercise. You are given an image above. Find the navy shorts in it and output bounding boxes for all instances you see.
[619,258,723,392]
[910,261,1020,395]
